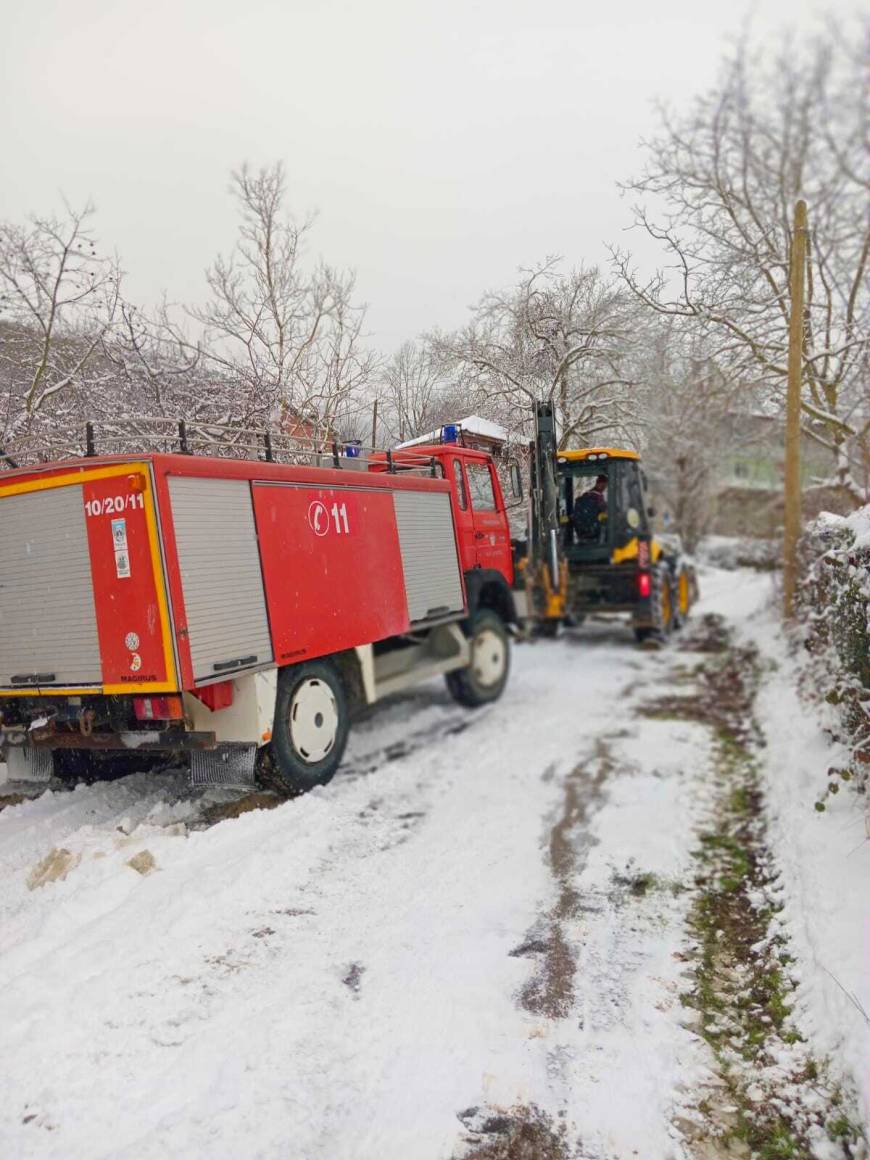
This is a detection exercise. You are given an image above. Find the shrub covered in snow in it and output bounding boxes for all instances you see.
[696,535,780,572]
[795,506,870,806]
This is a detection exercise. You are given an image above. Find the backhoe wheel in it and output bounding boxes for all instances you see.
[673,567,692,631]
[446,610,510,708]
[655,567,675,636]
[635,566,674,646]
[537,619,561,639]
[267,659,349,794]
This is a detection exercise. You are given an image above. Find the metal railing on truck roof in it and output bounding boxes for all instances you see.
[66,418,438,476]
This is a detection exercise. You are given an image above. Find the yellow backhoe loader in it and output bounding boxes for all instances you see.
[512,402,697,642]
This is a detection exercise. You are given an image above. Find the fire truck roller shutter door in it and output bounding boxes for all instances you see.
[392,490,465,623]
[168,477,273,683]
[0,484,102,688]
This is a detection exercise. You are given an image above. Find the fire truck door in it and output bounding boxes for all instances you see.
[464,460,511,576]
[449,457,476,570]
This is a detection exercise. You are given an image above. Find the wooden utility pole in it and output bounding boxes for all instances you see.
[371,398,379,449]
[783,199,808,619]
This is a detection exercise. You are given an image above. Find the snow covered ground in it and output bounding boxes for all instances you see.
[0,567,866,1159]
[751,616,870,1126]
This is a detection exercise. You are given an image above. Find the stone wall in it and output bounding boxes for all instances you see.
[708,485,856,539]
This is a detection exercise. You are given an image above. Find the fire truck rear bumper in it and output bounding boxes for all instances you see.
[2,725,217,753]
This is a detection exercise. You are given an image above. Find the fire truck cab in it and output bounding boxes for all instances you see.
[388,442,516,626]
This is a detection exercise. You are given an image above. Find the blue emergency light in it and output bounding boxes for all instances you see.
[441,424,459,443]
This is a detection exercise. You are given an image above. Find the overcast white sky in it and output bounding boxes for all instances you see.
[0,0,854,349]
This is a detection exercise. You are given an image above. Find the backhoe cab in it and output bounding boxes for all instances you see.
[515,402,696,643]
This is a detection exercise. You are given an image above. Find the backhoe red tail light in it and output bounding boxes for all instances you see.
[637,571,652,599]
[133,695,184,721]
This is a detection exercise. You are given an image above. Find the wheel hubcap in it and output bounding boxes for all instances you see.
[472,627,506,687]
[289,678,339,763]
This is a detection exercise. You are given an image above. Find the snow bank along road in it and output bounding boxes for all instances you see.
[0,568,866,1159]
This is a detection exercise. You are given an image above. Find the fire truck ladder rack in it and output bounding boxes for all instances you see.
[82,418,440,476]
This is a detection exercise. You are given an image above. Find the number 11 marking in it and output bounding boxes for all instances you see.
[330,502,350,534]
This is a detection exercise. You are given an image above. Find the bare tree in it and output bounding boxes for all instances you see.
[293,286,379,437]
[433,259,636,449]
[612,19,870,500]
[100,302,208,417]
[379,340,445,441]
[0,202,121,460]
[186,162,375,438]
[632,321,740,551]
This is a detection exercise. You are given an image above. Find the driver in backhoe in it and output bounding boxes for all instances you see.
[572,474,608,542]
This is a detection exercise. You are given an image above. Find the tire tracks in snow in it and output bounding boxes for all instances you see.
[514,740,615,1022]
[0,636,675,1159]
[454,630,719,1159]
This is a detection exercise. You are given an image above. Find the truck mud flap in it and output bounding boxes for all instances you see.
[190,744,257,789]
[5,745,53,784]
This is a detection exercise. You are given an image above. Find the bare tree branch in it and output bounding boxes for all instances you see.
[611,18,869,500]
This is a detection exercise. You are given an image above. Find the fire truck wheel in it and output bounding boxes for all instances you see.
[269,660,349,793]
[446,610,510,708]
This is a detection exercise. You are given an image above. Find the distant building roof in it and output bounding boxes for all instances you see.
[396,415,509,449]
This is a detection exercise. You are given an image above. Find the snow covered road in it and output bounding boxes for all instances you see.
[0,570,865,1159]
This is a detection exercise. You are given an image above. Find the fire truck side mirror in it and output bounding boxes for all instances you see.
[509,462,524,501]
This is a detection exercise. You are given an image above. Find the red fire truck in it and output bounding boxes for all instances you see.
[0,422,517,793]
